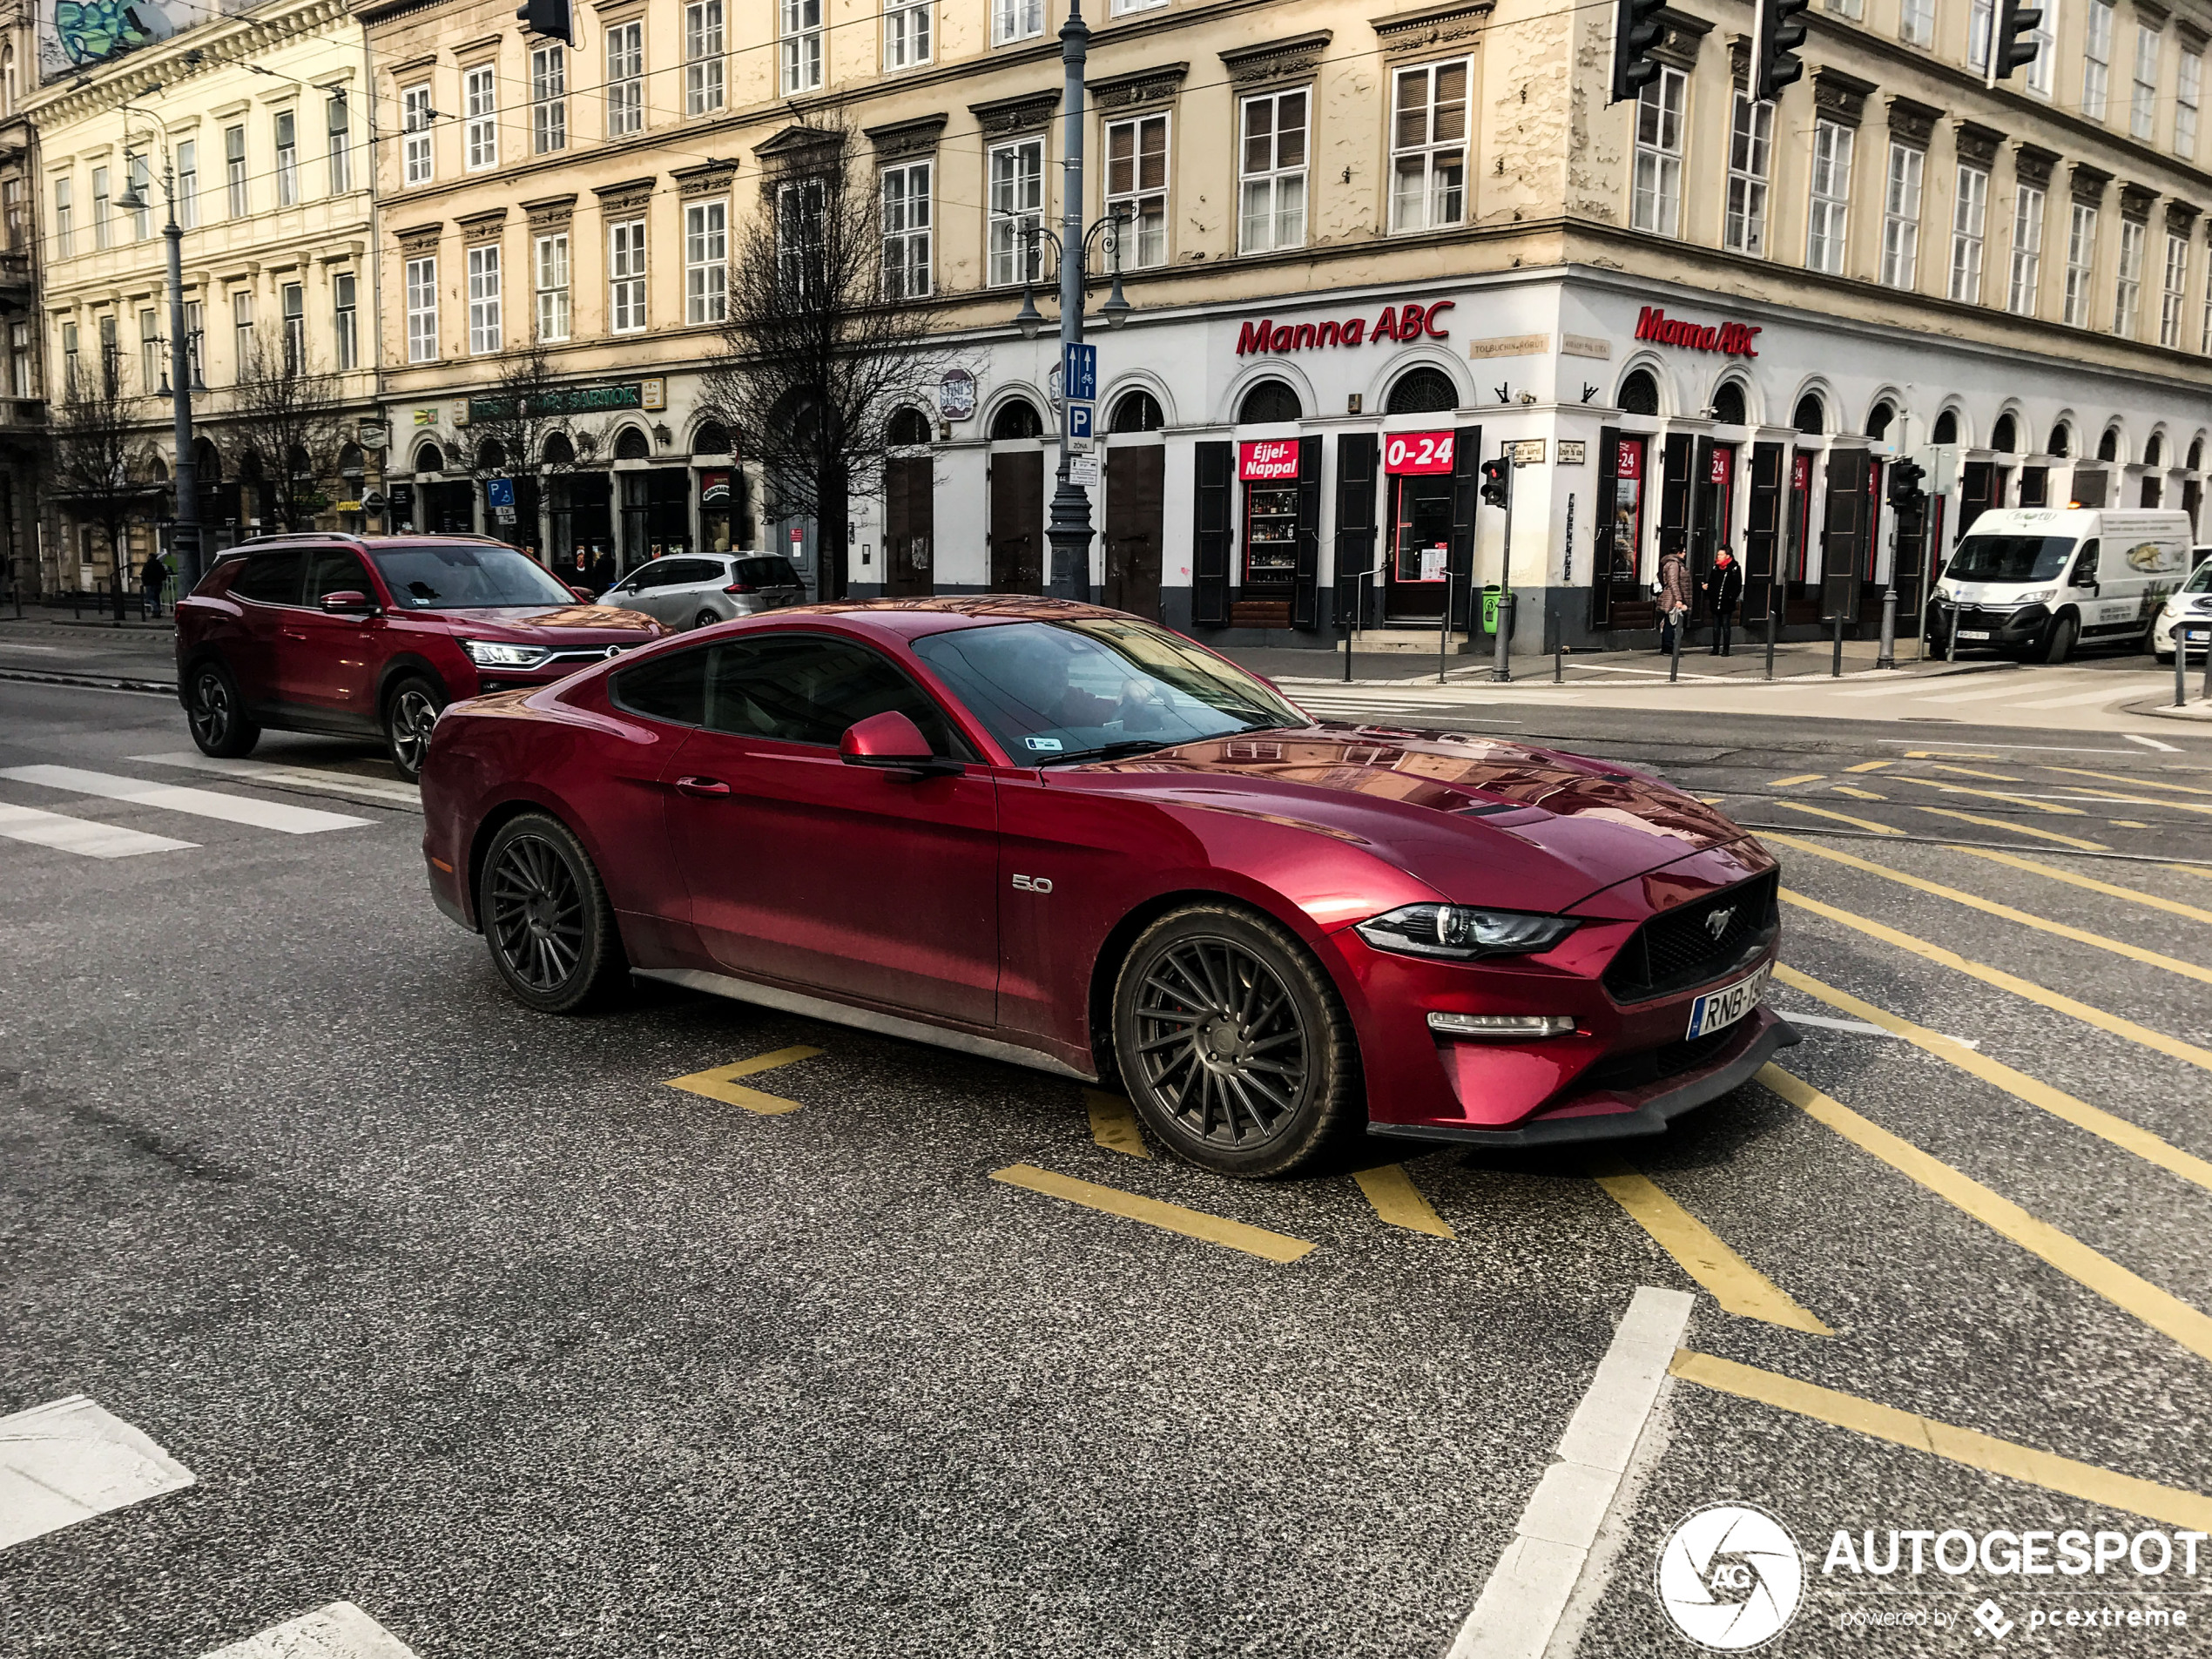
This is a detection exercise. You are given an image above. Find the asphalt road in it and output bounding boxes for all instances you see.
[3,648,2210,1658]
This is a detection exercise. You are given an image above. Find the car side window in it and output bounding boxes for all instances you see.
[624,564,666,590]
[231,550,308,606]
[2072,540,2100,585]
[610,646,710,726]
[305,549,372,602]
[669,559,716,585]
[702,634,968,757]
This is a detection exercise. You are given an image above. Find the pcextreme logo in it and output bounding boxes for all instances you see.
[1656,1503,1806,1650]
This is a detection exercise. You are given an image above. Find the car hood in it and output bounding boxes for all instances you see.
[427,604,664,643]
[1075,725,1747,911]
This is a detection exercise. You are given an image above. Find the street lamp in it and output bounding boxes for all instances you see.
[113,111,203,600]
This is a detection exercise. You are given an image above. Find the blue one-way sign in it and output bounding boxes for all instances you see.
[1063,341,1097,403]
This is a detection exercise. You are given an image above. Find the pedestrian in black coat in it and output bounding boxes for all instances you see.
[1704,546,1744,656]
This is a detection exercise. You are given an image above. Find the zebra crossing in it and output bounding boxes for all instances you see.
[0,759,401,860]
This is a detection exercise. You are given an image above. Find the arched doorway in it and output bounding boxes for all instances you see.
[884,408,934,597]
[988,397,1047,594]
[1103,393,1165,620]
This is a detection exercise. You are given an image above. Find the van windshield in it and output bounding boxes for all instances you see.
[1947,535,2077,583]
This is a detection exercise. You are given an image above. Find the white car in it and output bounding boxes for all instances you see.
[2153,558,2212,662]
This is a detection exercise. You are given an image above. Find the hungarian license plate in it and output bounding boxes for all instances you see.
[1959,630,1993,640]
[1685,964,1768,1041]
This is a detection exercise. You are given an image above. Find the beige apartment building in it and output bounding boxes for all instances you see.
[3,0,45,592]
[361,0,2212,648]
[24,0,378,588]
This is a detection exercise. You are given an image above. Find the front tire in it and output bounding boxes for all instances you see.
[1111,903,1359,1178]
[382,674,445,780]
[185,660,260,758]
[479,812,628,1013]
[693,609,719,631]
[2043,615,2079,664]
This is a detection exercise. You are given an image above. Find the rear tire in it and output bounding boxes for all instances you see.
[185,659,260,758]
[479,812,628,1014]
[2042,615,2078,664]
[1111,903,1360,1179]
[382,674,445,780]
[694,609,719,631]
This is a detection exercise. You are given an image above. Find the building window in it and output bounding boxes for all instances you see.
[138,307,158,392]
[275,110,298,206]
[2180,51,2202,158]
[1631,67,1685,236]
[0,179,19,253]
[1110,0,1166,12]
[2084,0,2113,120]
[606,24,643,137]
[881,161,932,300]
[686,199,728,323]
[1900,0,1933,47]
[1881,143,1923,287]
[2063,201,2097,326]
[531,45,566,153]
[406,255,437,362]
[334,272,357,369]
[2134,24,2161,140]
[280,281,304,374]
[536,233,570,341]
[468,245,502,354]
[2027,0,2055,93]
[2161,231,2187,347]
[885,0,931,69]
[402,85,434,185]
[10,321,32,400]
[232,289,253,378]
[1392,57,1470,233]
[987,137,1044,287]
[184,300,203,385]
[60,320,77,395]
[52,177,71,257]
[327,93,351,193]
[1724,94,1772,256]
[1969,0,1993,68]
[1104,113,1168,268]
[172,141,195,228]
[128,154,152,239]
[464,66,496,171]
[1949,164,1987,302]
[98,314,117,393]
[775,179,823,299]
[91,164,109,248]
[2008,184,2044,314]
[1238,89,1307,254]
[225,125,246,217]
[685,1,726,112]
[779,0,821,96]
[2114,217,2144,334]
[610,218,647,333]
[994,0,1043,45]
[1806,120,1853,274]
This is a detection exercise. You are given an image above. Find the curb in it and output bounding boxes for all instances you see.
[1271,660,2020,690]
[0,667,179,696]
[2126,697,2212,723]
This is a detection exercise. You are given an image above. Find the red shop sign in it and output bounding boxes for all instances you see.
[1710,447,1730,484]
[1235,300,1455,356]
[1238,439,1300,481]
[1615,440,1642,481]
[1633,304,1761,358]
[1384,431,1455,475]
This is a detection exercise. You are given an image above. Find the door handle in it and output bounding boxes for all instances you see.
[280,628,309,640]
[674,775,731,799]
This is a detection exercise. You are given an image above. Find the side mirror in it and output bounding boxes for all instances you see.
[840,710,955,776]
[570,584,597,603]
[320,589,374,614]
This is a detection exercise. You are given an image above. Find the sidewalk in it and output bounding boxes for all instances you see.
[1224,635,2012,688]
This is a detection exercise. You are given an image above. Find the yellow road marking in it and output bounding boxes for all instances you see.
[990,1164,1316,1262]
[1832,786,1886,800]
[2052,788,2212,817]
[2112,819,2152,829]
[1697,795,1727,805]
[1083,1089,1151,1158]
[1947,846,2212,925]
[1352,1164,1456,1238]
[1904,804,2110,851]
[1769,773,1824,787]
[1769,833,2212,987]
[1591,1158,1831,1332]
[1920,761,2024,781]
[1905,751,2001,760]
[1896,775,2087,816]
[662,1045,825,1115]
[1844,760,1894,772]
[1671,1351,2212,1531]
[1759,1065,2212,1366]
[1775,800,1902,835]
[1779,887,2212,1074]
[1774,964,2212,1195]
[2047,765,2212,797]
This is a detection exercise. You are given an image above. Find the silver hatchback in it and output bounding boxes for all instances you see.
[603,553,808,630]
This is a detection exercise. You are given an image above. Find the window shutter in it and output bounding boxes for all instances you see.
[1447,424,1481,633]
[1591,426,1621,629]
[1291,435,1323,630]
[1192,440,1232,627]
[1334,432,1379,631]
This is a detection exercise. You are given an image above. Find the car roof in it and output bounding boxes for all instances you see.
[774,596,1135,637]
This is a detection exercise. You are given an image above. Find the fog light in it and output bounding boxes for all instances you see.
[1426,1012,1575,1038]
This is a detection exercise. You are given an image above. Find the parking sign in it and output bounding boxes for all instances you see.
[1068,400,1095,452]
[1063,341,1097,402]
[486,478,516,508]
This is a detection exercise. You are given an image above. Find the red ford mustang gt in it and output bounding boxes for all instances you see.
[419,597,1796,1177]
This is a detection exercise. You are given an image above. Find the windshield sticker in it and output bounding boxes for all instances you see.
[1025,736,1064,752]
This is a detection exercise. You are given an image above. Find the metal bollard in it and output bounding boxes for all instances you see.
[2180,636,2189,707]
[1876,583,1898,671]
[2202,628,2212,704]
[1831,613,1844,678]
[1669,613,1683,683]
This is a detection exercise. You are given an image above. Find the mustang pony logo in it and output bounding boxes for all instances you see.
[1703,907,1737,941]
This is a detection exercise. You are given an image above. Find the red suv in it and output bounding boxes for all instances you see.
[176,533,665,779]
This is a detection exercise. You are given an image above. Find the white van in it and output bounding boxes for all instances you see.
[1930,508,2191,663]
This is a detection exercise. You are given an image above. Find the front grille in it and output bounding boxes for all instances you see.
[1602,871,1778,1004]
[542,644,637,669]
[1581,1026,1743,1092]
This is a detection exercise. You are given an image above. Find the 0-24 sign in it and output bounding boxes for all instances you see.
[1384,431,1454,475]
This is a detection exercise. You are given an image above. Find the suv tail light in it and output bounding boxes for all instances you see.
[724,583,755,594]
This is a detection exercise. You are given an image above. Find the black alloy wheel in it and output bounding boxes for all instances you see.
[186,661,260,758]
[694,609,719,631]
[1112,903,1359,1178]
[2043,615,2079,664]
[479,813,627,1013]
[383,674,445,779]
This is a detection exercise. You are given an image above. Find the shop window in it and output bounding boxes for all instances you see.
[991,400,1044,440]
[1386,368,1458,415]
[1711,381,1747,426]
[415,442,446,474]
[1794,394,1824,435]
[1237,379,1302,424]
[1866,401,1894,440]
[887,408,931,446]
[1932,409,1959,443]
[1110,390,1163,432]
[1992,413,2017,452]
[2098,425,2120,461]
[1618,370,1660,416]
[2048,422,2071,456]
[616,426,652,461]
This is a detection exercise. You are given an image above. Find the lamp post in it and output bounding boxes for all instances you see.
[115,124,201,599]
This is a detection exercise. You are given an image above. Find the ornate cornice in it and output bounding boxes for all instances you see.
[2072,160,2114,203]
[24,0,355,129]
[1092,61,1188,112]
[1954,119,2003,170]
[1218,31,1332,84]
[2168,199,2201,232]
[1886,94,1943,150]
[2121,180,2158,219]
[1812,65,1878,128]
[864,113,948,158]
[458,207,507,241]
[591,174,657,213]
[2014,141,2060,190]
[968,90,1060,138]
[1371,0,1494,53]
[672,158,738,196]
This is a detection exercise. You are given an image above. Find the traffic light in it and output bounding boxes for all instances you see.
[1480,456,1512,509]
[1886,458,1926,510]
[1993,0,2043,78]
[1756,0,1811,100]
[1610,0,1668,104]
[516,0,573,45]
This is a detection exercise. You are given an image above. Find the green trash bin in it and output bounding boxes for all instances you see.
[1480,583,1502,635]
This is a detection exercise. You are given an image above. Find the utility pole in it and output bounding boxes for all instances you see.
[164,164,199,598]
[1044,0,1092,603]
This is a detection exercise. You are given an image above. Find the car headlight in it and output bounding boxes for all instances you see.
[462,639,552,669]
[1354,904,1578,961]
[2015,590,2055,605]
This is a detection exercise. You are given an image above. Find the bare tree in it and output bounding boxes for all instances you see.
[698,120,959,600]
[51,340,149,613]
[226,334,347,532]
[456,342,606,561]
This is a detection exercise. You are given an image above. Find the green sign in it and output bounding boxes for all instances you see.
[469,383,643,423]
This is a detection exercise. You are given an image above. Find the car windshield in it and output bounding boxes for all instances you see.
[1947,534,2078,583]
[2184,562,2212,594]
[368,543,580,610]
[912,617,1306,765]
